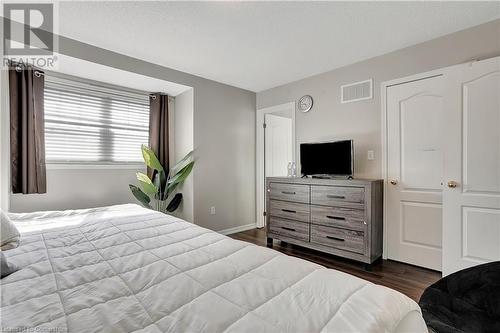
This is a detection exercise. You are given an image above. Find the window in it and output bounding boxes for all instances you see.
[44,76,149,164]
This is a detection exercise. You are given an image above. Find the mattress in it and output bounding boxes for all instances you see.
[1,204,426,332]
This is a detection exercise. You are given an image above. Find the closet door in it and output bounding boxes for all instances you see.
[443,57,500,276]
[386,75,444,271]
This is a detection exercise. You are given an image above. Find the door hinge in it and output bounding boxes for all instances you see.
[263,123,267,129]
[263,211,267,217]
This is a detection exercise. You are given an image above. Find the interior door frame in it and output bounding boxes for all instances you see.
[256,102,296,228]
[380,68,446,259]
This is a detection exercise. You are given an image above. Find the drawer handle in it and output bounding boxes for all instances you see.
[282,191,296,195]
[327,195,346,199]
[326,215,346,221]
[282,209,296,214]
[326,236,345,242]
[281,227,296,232]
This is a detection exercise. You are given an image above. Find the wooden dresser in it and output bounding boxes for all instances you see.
[266,177,383,265]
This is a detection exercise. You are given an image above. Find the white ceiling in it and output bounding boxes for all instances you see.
[53,54,192,96]
[57,1,500,92]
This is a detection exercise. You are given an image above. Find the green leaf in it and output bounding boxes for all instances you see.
[129,184,151,208]
[141,145,164,172]
[167,161,194,194]
[169,161,195,184]
[160,171,168,200]
[166,182,179,197]
[169,150,194,175]
[152,171,161,195]
[136,172,158,195]
[166,193,183,212]
[152,170,168,200]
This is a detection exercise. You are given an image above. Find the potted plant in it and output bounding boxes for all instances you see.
[129,145,194,213]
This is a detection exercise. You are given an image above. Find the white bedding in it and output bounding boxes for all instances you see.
[1,204,426,332]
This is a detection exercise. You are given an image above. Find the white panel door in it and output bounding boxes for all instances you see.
[443,57,500,276]
[386,75,444,271]
[265,114,292,177]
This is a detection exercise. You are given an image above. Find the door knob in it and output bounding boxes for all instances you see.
[447,181,458,188]
[390,180,398,185]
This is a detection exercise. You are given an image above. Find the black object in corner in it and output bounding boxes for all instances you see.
[419,261,500,333]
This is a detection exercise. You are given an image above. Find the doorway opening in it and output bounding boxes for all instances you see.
[256,102,296,228]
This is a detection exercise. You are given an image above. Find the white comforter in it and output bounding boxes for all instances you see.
[1,204,426,332]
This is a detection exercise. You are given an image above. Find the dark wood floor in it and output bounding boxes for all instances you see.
[229,228,441,302]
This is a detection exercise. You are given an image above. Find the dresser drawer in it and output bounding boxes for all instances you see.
[269,183,310,203]
[311,205,365,231]
[269,200,310,222]
[311,186,364,206]
[310,225,365,254]
[268,218,309,241]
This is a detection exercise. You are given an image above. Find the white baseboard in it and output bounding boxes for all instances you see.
[218,223,256,236]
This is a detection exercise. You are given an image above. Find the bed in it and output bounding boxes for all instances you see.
[1,204,426,332]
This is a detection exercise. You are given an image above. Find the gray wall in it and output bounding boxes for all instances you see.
[194,83,256,231]
[172,89,194,222]
[10,167,142,212]
[4,27,256,232]
[257,19,500,179]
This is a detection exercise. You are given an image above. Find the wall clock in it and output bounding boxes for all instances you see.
[298,95,313,113]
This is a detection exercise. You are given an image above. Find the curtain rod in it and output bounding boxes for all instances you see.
[12,62,174,99]
[14,64,44,77]
[149,94,175,101]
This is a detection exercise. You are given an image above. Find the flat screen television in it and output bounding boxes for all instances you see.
[300,140,353,177]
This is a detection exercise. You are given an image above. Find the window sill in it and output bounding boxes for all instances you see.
[46,163,145,170]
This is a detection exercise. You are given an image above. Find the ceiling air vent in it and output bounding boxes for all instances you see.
[341,79,373,104]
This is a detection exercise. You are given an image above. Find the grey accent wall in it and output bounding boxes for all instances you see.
[257,19,500,179]
[172,89,194,222]
[4,27,256,232]
[10,167,143,212]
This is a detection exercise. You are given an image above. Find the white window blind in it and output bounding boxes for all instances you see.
[44,76,150,164]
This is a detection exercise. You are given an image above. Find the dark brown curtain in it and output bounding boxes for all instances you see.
[9,63,46,194]
[148,93,169,177]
